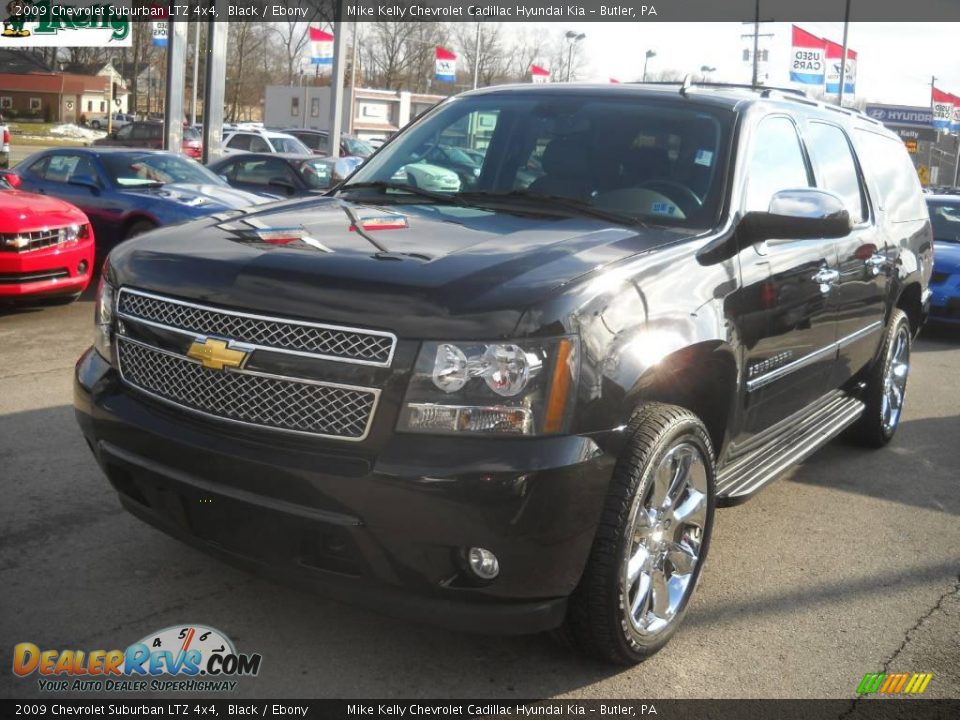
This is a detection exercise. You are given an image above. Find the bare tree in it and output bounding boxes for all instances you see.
[273,22,311,85]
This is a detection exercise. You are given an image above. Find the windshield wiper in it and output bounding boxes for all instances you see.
[458,189,646,226]
[338,180,465,206]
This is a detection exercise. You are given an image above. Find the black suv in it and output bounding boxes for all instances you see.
[75,84,932,664]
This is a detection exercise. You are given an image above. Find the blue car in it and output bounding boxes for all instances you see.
[927,195,960,326]
[7,148,267,245]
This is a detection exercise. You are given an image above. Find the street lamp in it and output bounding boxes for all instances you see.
[700,65,716,82]
[564,31,586,82]
[642,50,656,82]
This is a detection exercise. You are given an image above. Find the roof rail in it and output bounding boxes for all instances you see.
[628,80,808,97]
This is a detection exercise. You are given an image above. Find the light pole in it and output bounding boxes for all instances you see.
[642,50,656,82]
[564,31,585,82]
[700,65,716,82]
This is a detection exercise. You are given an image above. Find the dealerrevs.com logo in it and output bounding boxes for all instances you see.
[1,0,131,47]
[12,625,262,692]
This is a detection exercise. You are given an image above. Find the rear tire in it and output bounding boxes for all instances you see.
[848,309,911,448]
[564,403,715,664]
[125,220,156,240]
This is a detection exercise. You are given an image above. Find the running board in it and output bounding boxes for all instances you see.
[716,393,865,503]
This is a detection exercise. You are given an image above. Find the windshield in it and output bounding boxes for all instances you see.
[272,136,311,154]
[344,137,374,157]
[295,159,333,190]
[101,152,223,187]
[928,201,960,242]
[342,92,732,228]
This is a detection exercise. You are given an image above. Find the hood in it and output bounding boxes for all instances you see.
[0,189,88,232]
[117,183,267,211]
[934,241,960,272]
[108,197,696,338]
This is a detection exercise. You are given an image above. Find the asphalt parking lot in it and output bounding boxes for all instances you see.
[1,293,958,700]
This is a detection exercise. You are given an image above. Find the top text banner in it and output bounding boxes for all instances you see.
[75,0,960,23]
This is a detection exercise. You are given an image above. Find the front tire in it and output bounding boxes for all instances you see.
[849,309,911,447]
[565,403,716,664]
[125,220,157,240]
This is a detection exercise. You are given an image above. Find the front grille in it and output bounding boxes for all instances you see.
[0,228,70,253]
[117,288,395,366]
[117,337,379,440]
[930,271,950,285]
[0,268,69,284]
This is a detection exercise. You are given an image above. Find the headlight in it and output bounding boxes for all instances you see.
[398,337,579,436]
[94,273,115,361]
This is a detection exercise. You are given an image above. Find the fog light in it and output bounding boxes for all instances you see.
[78,260,88,275]
[467,547,499,580]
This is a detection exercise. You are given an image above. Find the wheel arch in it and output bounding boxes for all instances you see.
[622,341,739,458]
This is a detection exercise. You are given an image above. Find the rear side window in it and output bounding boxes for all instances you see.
[853,129,927,223]
[226,134,252,151]
[744,116,812,212]
[805,122,867,223]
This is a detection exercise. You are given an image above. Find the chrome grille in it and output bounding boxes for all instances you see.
[117,337,378,441]
[117,288,396,366]
[0,228,67,253]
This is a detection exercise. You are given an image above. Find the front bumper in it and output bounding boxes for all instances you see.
[0,239,94,298]
[74,348,618,634]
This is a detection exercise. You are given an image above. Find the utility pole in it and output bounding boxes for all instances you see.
[349,22,359,134]
[327,9,347,159]
[473,23,481,90]
[190,21,201,126]
[837,0,852,107]
[741,1,773,87]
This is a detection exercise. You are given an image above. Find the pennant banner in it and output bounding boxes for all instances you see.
[530,65,550,84]
[951,94,960,134]
[789,25,825,86]
[435,47,456,82]
[825,40,856,95]
[310,27,334,66]
[932,87,955,131]
[150,4,167,48]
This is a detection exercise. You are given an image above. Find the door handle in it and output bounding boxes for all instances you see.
[812,267,840,293]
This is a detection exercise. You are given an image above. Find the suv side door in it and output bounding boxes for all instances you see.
[732,114,840,440]
[803,120,888,386]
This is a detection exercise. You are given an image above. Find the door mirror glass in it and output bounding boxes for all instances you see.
[739,188,852,244]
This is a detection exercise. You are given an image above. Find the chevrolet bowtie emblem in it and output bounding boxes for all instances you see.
[186,337,250,371]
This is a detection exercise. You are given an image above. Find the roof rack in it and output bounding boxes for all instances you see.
[628,80,808,97]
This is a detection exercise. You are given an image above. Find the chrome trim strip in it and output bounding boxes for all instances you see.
[922,288,933,305]
[746,320,883,392]
[116,335,381,442]
[117,287,398,368]
[837,320,884,349]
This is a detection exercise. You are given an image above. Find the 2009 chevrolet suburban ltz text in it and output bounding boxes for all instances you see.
[75,83,932,664]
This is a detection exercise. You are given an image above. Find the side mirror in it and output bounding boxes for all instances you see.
[69,175,100,194]
[738,188,852,245]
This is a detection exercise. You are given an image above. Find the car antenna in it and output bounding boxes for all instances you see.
[679,74,693,97]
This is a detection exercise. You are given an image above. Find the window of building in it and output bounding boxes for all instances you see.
[291,97,300,117]
[0,97,11,109]
[87,101,93,112]
[30,98,42,111]
[100,101,105,112]
[311,98,320,117]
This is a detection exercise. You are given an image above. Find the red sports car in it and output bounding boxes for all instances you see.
[0,176,95,302]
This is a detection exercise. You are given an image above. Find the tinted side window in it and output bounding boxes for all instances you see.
[806,122,867,223]
[249,135,271,153]
[744,116,811,212]
[854,129,927,223]
[115,124,133,140]
[295,133,321,151]
[226,134,252,150]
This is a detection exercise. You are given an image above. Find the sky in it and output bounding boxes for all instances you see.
[562,22,959,107]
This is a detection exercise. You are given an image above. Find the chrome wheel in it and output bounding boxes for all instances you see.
[881,324,910,434]
[621,442,708,638]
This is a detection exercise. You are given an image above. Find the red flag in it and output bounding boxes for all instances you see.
[435,47,457,61]
[609,78,620,84]
[309,27,335,43]
[791,25,824,48]
[530,65,550,77]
